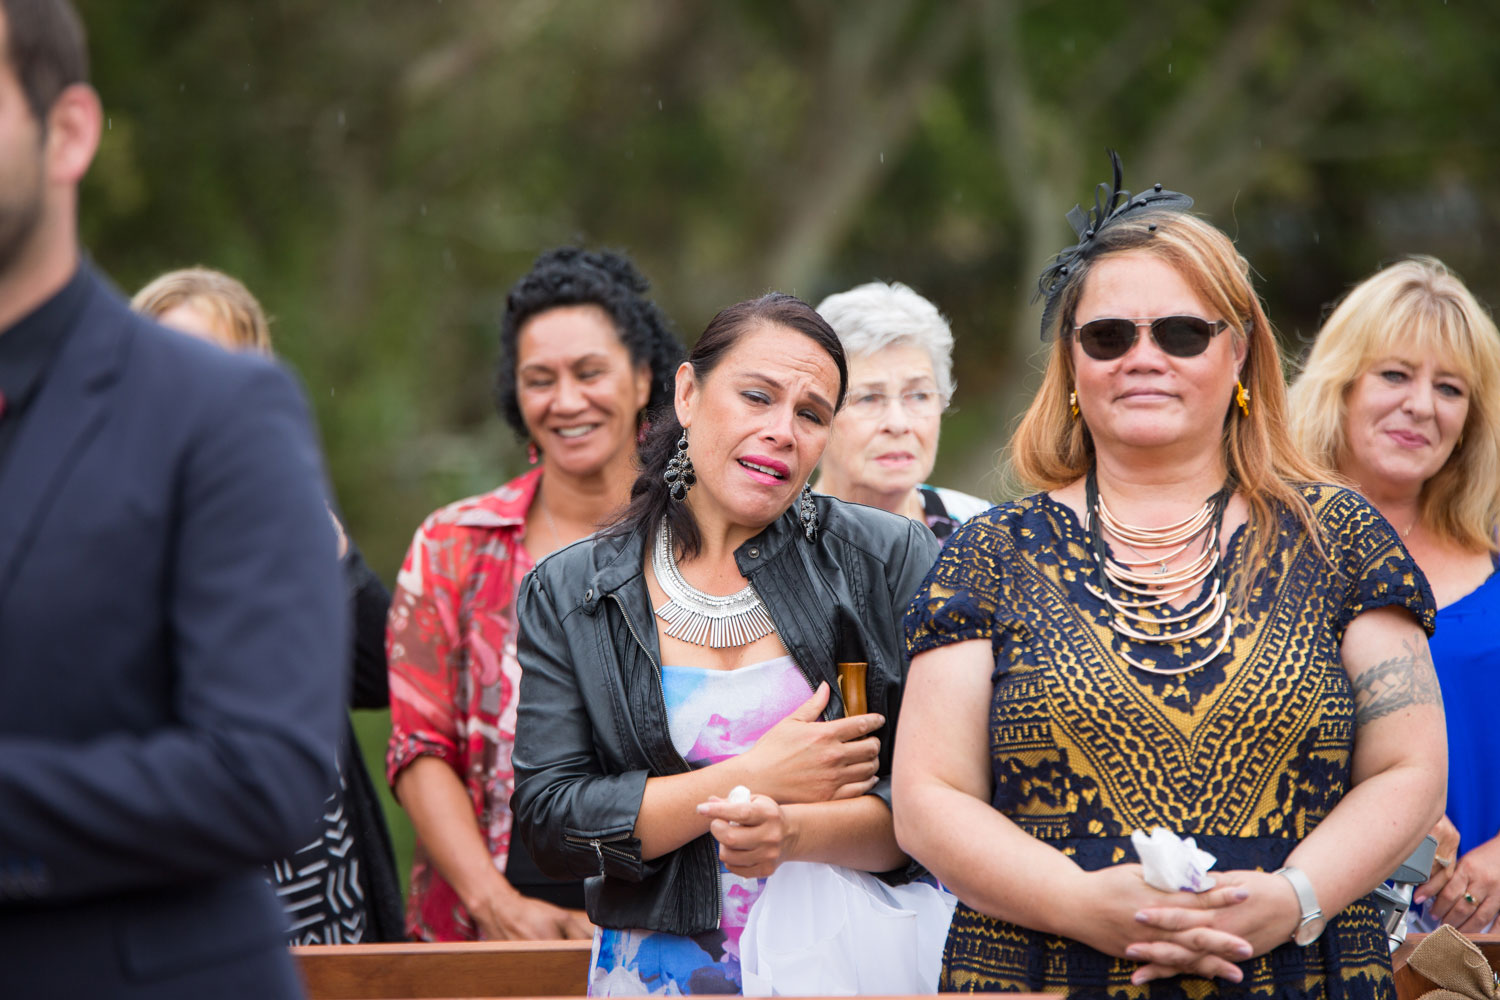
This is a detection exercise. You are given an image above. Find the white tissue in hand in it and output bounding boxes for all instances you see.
[1131,827,1217,892]
[724,785,752,825]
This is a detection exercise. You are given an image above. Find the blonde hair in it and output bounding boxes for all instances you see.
[1009,211,1333,596]
[1288,256,1500,552]
[131,267,274,356]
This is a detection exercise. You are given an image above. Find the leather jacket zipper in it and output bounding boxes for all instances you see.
[609,592,722,930]
[791,657,825,717]
[563,830,635,873]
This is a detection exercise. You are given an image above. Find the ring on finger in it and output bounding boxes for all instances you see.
[1434,854,1455,868]
[1464,891,1479,905]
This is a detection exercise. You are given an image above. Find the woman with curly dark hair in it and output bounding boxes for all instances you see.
[387,248,684,941]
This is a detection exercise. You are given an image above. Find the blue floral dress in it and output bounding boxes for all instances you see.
[589,655,815,996]
[904,484,1434,999]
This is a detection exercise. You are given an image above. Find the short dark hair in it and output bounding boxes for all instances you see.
[611,292,848,559]
[1,0,89,124]
[494,246,683,442]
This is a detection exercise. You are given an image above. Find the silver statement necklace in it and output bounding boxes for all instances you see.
[652,519,776,648]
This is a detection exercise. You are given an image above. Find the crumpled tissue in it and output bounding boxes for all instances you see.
[1131,827,1217,892]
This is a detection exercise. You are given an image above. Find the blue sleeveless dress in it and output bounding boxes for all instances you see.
[1428,562,1500,868]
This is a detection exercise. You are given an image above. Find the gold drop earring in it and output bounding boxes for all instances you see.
[1235,380,1250,417]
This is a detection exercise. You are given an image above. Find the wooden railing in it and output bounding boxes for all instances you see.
[291,933,1499,1000]
[1392,932,1500,1000]
[291,937,1066,999]
[292,940,591,999]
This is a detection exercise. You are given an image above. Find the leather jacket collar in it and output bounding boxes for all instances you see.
[575,504,801,611]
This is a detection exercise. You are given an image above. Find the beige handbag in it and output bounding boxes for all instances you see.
[1405,925,1499,1000]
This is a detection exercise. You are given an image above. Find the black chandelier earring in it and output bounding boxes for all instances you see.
[798,482,819,541]
[664,432,695,502]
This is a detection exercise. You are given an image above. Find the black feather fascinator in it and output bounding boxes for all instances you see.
[1034,149,1195,339]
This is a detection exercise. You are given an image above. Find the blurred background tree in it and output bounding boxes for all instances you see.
[75,0,1500,895]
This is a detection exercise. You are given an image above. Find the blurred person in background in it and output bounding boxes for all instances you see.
[135,266,405,944]
[132,266,273,354]
[512,293,939,995]
[815,281,987,541]
[0,2,347,996]
[894,156,1445,997]
[387,247,684,941]
[1290,256,1500,934]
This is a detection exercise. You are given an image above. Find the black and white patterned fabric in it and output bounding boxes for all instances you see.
[266,761,369,945]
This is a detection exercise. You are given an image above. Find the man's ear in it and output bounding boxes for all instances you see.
[45,83,101,187]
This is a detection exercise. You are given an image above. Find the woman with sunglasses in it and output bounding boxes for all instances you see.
[814,281,988,542]
[1290,258,1500,935]
[892,154,1446,998]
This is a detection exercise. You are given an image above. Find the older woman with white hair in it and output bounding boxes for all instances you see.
[815,281,987,541]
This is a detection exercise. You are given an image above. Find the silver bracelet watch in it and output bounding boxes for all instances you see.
[1273,865,1327,946]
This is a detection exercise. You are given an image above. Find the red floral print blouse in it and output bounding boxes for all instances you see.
[386,468,540,941]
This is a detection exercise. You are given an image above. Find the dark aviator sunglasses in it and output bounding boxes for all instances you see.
[1072,315,1230,361]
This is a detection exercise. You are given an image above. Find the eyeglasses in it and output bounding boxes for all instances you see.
[844,389,945,420]
[1072,316,1230,361]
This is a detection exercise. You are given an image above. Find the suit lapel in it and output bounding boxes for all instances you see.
[0,271,127,611]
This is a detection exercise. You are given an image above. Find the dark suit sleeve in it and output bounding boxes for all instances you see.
[344,541,392,710]
[0,362,347,903]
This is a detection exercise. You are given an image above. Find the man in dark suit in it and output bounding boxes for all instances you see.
[0,2,347,996]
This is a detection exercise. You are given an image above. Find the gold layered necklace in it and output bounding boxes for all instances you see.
[1084,470,1234,676]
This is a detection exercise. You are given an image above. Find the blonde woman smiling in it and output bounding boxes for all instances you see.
[1290,257,1500,933]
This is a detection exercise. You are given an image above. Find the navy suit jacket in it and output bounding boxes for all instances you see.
[0,267,348,998]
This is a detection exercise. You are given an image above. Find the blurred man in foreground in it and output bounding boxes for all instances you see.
[0,2,347,996]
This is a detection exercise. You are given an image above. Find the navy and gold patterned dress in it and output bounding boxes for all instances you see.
[903,484,1435,999]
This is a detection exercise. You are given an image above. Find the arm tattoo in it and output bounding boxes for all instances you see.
[1351,635,1444,728]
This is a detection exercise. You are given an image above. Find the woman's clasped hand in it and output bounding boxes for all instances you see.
[462,881,596,943]
[1116,868,1306,984]
[695,681,884,879]
[729,681,884,805]
[698,792,790,880]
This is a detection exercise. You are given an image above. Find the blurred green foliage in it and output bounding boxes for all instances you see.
[74,0,1500,904]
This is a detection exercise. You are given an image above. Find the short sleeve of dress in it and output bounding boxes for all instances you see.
[1325,488,1437,640]
[904,507,1015,663]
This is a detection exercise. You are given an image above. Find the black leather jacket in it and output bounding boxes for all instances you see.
[511,496,941,935]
